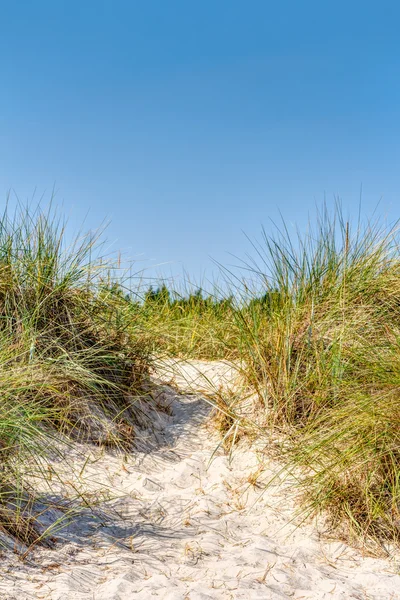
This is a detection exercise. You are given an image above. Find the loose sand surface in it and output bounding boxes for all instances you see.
[1,360,399,599]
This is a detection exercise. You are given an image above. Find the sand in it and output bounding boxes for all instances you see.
[0,360,399,599]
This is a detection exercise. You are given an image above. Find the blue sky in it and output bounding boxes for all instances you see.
[1,0,399,286]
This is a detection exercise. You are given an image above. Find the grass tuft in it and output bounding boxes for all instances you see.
[138,203,400,551]
[0,202,152,550]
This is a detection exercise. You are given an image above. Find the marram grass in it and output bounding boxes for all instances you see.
[2,200,400,555]
[139,204,400,551]
[0,203,152,549]
[224,206,400,551]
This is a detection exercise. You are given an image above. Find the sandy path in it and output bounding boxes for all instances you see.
[0,360,400,599]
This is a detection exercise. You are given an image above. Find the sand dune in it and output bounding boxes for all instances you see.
[1,361,399,599]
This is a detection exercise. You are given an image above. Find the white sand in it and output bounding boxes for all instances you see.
[1,360,400,599]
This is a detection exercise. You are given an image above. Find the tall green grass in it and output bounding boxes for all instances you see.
[135,283,238,359]
[138,204,400,551]
[227,205,400,550]
[0,203,151,549]
[4,198,400,554]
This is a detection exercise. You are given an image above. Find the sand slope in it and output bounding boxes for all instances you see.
[1,360,399,599]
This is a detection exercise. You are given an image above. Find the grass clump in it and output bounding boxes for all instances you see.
[230,204,400,550]
[0,203,152,549]
[136,283,237,359]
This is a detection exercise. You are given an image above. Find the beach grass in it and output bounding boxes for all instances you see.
[0,202,152,549]
[224,205,400,549]
[136,283,238,359]
[140,204,400,551]
[2,199,400,555]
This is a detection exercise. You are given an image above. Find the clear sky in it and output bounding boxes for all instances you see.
[1,0,399,286]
